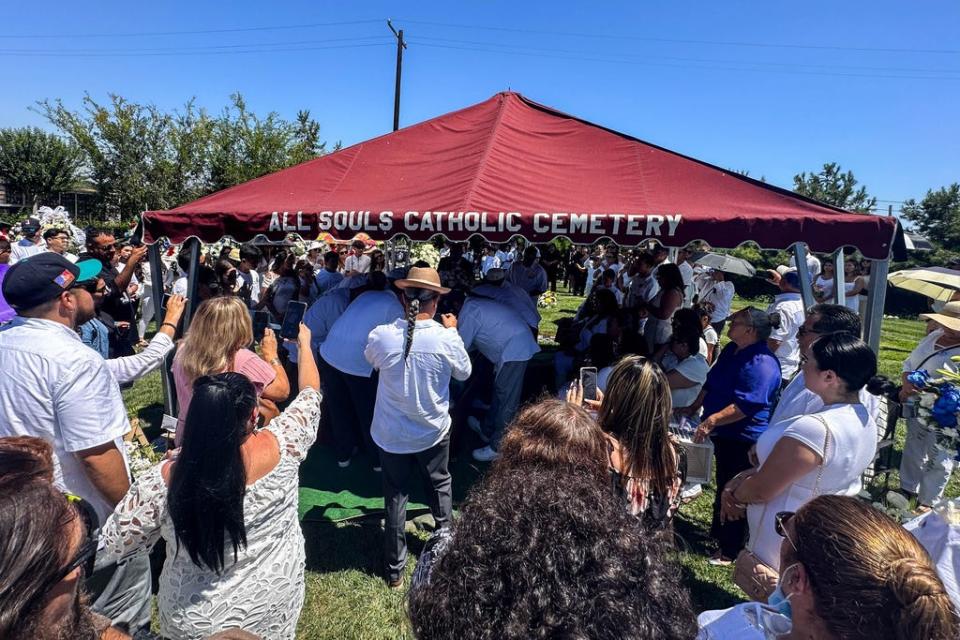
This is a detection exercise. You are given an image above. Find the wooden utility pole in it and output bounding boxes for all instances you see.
[387,20,407,132]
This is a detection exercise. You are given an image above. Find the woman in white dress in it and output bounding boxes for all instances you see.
[96,324,321,639]
[643,263,685,352]
[812,260,835,302]
[841,259,867,314]
[719,332,878,574]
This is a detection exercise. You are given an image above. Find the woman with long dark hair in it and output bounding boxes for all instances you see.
[644,262,686,351]
[97,324,322,639]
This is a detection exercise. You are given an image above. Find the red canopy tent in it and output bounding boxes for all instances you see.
[143,91,896,260]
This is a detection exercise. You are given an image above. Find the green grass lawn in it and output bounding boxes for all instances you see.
[123,288,940,639]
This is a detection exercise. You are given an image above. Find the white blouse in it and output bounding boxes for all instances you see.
[97,389,322,640]
[747,402,876,570]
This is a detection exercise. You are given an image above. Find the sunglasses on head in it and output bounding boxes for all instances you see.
[56,493,100,582]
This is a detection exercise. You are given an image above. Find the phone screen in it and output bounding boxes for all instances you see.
[579,366,598,402]
[279,301,307,340]
[252,311,270,342]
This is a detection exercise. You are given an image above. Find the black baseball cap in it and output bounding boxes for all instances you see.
[21,217,41,234]
[2,253,102,311]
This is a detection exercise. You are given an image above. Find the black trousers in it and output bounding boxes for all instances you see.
[710,437,755,558]
[319,356,378,462]
[379,433,453,582]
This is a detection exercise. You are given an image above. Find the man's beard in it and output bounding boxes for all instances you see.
[23,588,99,640]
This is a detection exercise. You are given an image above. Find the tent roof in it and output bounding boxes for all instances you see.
[143,91,897,259]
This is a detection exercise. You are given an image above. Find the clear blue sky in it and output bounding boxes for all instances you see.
[3,1,958,213]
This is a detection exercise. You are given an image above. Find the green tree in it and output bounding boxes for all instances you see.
[37,92,329,220]
[0,127,82,213]
[793,162,877,213]
[902,183,960,249]
[209,94,327,192]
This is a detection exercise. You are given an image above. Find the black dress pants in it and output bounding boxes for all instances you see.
[710,437,754,558]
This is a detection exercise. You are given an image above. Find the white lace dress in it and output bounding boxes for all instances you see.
[97,388,322,640]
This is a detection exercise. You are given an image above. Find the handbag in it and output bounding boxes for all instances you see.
[733,417,831,601]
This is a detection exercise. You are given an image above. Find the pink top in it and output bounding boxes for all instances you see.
[172,348,276,446]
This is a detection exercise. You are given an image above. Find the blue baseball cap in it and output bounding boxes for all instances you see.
[2,253,102,311]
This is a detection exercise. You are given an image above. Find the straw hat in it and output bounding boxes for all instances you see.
[921,301,960,332]
[395,267,450,295]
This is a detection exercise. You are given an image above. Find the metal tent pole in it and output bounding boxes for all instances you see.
[147,243,176,416]
[863,257,890,353]
[183,238,201,332]
[793,243,815,310]
[832,251,845,307]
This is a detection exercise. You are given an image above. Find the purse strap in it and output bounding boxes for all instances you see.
[811,414,832,496]
[748,415,831,553]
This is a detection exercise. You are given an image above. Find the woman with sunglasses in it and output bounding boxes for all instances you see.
[698,496,959,639]
[719,332,878,579]
[0,436,127,639]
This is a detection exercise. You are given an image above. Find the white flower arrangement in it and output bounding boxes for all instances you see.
[124,439,162,480]
[410,242,440,268]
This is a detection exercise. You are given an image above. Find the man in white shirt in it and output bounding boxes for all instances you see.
[43,227,79,262]
[480,244,501,275]
[469,269,540,330]
[0,252,152,630]
[9,217,45,264]
[677,248,695,307]
[236,243,263,308]
[507,246,548,298]
[698,269,736,334]
[496,242,516,271]
[459,277,540,462]
[344,239,372,277]
[625,252,660,309]
[364,267,471,588]
[766,269,807,383]
[320,272,404,467]
[303,287,350,356]
[770,303,880,428]
[314,250,345,296]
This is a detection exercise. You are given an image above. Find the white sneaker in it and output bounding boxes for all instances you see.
[472,445,499,462]
[467,416,490,443]
[681,483,703,501]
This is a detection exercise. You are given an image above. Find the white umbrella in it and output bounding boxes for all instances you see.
[690,251,756,277]
[888,267,960,302]
[905,232,934,251]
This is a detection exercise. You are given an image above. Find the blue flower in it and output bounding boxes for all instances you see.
[932,384,960,428]
[907,369,930,388]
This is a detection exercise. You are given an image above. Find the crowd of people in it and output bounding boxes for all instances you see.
[1,220,959,639]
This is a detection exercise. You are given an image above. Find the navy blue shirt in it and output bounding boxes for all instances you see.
[701,340,782,443]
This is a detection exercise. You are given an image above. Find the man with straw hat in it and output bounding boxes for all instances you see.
[364,266,472,589]
[899,301,960,508]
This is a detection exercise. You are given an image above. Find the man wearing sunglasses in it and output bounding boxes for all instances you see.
[79,228,148,357]
[0,252,152,632]
[768,303,880,428]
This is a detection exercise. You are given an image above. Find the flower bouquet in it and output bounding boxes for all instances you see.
[537,291,558,309]
[905,358,960,456]
[410,242,440,268]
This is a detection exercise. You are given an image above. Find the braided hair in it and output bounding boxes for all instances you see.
[402,287,439,362]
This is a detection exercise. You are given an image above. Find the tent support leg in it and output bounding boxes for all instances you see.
[863,258,889,354]
[793,243,815,310]
[147,243,175,417]
[832,251,845,307]
[183,238,201,333]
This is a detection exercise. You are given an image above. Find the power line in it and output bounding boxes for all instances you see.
[0,35,393,55]
[400,19,960,55]
[408,41,960,81]
[0,18,383,39]
[0,42,393,58]
[413,35,960,76]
